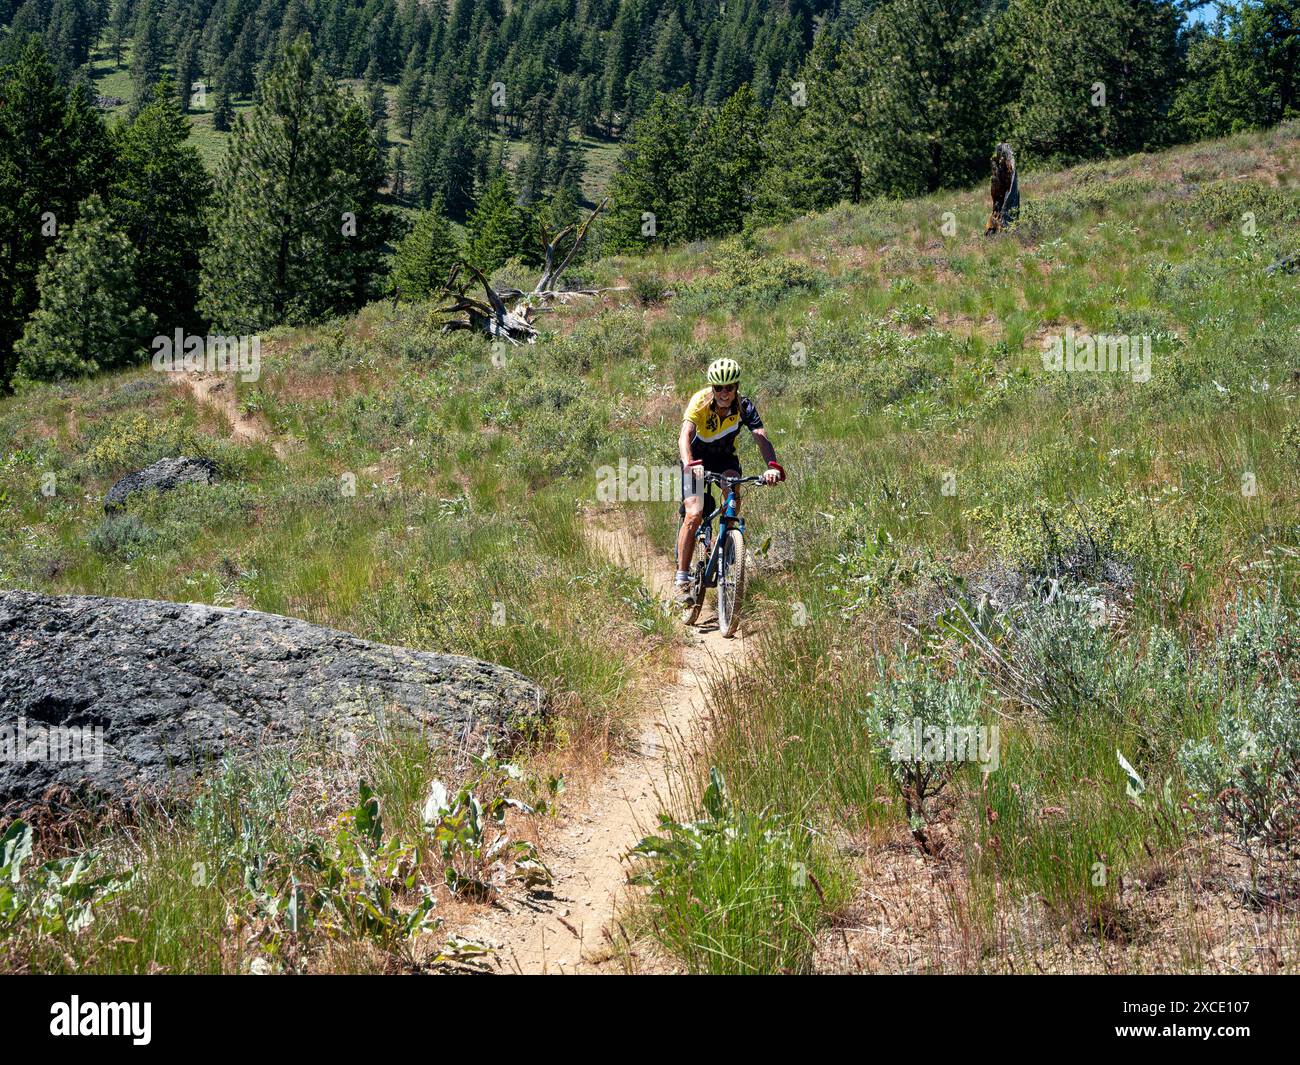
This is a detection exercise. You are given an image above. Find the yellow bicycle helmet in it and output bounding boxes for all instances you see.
[707,358,741,386]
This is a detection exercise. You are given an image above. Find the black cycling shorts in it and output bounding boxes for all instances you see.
[679,456,740,517]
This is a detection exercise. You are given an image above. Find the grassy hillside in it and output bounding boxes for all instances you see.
[3,121,1300,973]
[88,44,618,206]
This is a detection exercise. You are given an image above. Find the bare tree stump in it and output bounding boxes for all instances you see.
[985,143,1020,235]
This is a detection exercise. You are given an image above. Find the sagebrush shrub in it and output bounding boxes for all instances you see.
[677,235,820,313]
[1179,681,1300,855]
[961,584,1119,720]
[1216,589,1297,689]
[1175,179,1300,230]
[630,271,669,305]
[863,656,986,844]
[88,513,156,560]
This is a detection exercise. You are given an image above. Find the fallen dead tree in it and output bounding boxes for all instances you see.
[439,261,542,343]
[438,198,624,343]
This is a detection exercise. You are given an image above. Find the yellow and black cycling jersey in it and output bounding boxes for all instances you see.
[683,387,764,463]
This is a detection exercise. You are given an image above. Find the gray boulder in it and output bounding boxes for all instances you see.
[104,456,217,513]
[0,591,546,809]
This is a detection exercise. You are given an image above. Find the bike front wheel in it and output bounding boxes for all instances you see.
[716,528,746,638]
[683,537,706,626]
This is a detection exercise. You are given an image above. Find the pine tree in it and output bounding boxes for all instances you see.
[390,197,461,300]
[277,0,313,57]
[200,35,390,332]
[541,184,582,238]
[576,76,600,137]
[226,24,256,98]
[395,52,424,139]
[175,34,198,114]
[109,81,212,331]
[443,117,483,218]
[752,30,865,222]
[107,0,129,69]
[677,85,766,240]
[408,109,446,208]
[601,0,639,133]
[465,172,527,273]
[365,74,389,148]
[0,40,112,390]
[547,133,584,200]
[648,12,693,95]
[605,89,693,250]
[519,93,552,204]
[1172,1,1300,140]
[211,85,234,131]
[1004,0,1181,167]
[45,0,96,72]
[130,1,164,115]
[391,144,408,201]
[836,0,1001,198]
[14,194,150,386]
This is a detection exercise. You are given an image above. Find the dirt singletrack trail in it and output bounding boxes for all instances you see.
[455,517,755,973]
[180,372,291,459]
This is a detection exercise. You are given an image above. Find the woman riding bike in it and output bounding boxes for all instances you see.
[675,358,785,605]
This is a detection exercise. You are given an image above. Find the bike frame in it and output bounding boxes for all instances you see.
[694,474,762,590]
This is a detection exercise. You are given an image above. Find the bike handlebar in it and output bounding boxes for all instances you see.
[702,472,768,487]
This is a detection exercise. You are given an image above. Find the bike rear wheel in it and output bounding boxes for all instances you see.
[717,528,746,638]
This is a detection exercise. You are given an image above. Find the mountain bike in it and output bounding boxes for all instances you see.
[682,472,766,638]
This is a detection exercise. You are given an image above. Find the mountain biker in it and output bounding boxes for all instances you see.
[675,357,785,605]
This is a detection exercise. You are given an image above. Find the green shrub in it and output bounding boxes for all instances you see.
[967,490,1202,586]
[888,302,934,329]
[794,314,946,411]
[88,513,156,560]
[510,404,609,480]
[546,309,644,374]
[489,256,537,294]
[0,820,134,939]
[1175,179,1300,230]
[130,482,259,549]
[630,271,670,306]
[80,413,197,477]
[1279,420,1300,460]
[1015,176,1157,236]
[677,235,821,313]
[863,656,987,848]
[1179,681,1300,856]
[1112,625,1218,764]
